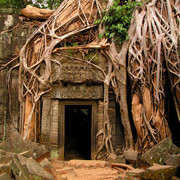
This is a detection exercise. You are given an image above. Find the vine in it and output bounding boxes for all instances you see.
[96,0,142,44]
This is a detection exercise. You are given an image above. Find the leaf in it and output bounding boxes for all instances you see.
[101,0,141,44]
[94,19,101,24]
[98,33,102,39]
[110,32,115,38]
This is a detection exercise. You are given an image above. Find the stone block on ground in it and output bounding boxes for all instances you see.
[40,158,52,168]
[126,168,145,179]
[0,163,12,177]
[144,165,176,180]
[26,140,49,160]
[0,173,11,180]
[123,150,138,164]
[40,158,61,180]
[164,153,180,167]
[107,154,126,164]
[10,154,54,180]
[0,125,49,160]
[139,138,180,167]
[18,149,33,158]
[0,149,14,164]
[0,126,27,153]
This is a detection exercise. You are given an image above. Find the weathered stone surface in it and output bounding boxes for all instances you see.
[107,154,126,164]
[66,160,110,168]
[40,158,52,168]
[0,13,37,138]
[126,169,145,179]
[0,149,14,164]
[52,55,105,83]
[0,21,37,60]
[10,154,54,180]
[0,127,27,153]
[51,84,103,100]
[123,150,138,163]
[144,165,176,180]
[0,125,49,159]
[0,173,11,180]
[18,149,34,158]
[0,163,11,177]
[58,167,77,177]
[164,153,180,167]
[139,138,180,166]
[26,140,49,159]
[51,160,65,169]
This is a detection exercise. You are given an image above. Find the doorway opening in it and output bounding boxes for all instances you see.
[65,105,91,160]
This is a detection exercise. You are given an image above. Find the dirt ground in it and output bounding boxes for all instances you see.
[51,159,127,180]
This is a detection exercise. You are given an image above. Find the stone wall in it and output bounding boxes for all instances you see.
[0,8,38,140]
[0,8,125,155]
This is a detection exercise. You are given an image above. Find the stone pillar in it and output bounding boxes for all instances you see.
[41,96,51,146]
[97,100,104,148]
[50,100,59,147]
[108,90,116,145]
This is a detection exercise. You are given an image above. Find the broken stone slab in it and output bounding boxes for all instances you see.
[0,163,12,177]
[123,150,138,164]
[0,149,14,164]
[40,158,52,168]
[10,154,54,180]
[0,125,49,159]
[40,158,61,180]
[26,140,49,160]
[107,154,126,164]
[126,168,145,180]
[139,138,180,167]
[18,149,34,158]
[144,165,176,180]
[164,153,180,167]
[0,126,27,153]
[0,173,11,180]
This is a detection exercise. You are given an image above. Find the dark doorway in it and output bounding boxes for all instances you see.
[65,105,91,160]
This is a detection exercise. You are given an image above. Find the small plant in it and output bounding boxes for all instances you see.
[98,0,142,44]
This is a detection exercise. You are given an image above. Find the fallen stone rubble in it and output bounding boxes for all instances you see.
[0,130,179,180]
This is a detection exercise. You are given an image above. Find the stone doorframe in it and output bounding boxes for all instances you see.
[59,100,98,160]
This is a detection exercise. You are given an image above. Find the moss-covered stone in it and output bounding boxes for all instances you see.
[126,169,145,180]
[10,154,54,180]
[0,7,21,15]
[144,165,176,180]
[0,173,11,180]
[0,22,37,60]
[139,138,180,167]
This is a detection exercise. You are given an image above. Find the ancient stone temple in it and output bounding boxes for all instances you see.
[1,0,179,163]
[39,51,121,160]
[16,0,129,161]
[0,3,125,161]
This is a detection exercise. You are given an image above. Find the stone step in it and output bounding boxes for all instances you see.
[66,160,110,168]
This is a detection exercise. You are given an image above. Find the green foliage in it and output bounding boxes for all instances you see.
[0,0,28,9]
[0,0,63,9]
[86,50,99,64]
[101,0,142,44]
[32,0,63,9]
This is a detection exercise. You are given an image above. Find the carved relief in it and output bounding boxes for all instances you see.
[51,84,103,99]
[52,60,105,83]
